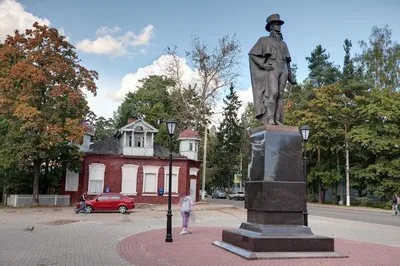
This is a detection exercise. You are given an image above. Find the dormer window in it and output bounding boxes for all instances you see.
[134,136,143,147]
[129,135,133,147]
[189,143,193,151]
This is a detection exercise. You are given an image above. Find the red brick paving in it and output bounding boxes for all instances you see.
[117,227,399,266]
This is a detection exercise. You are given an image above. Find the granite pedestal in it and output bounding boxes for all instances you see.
[213,125,346,260]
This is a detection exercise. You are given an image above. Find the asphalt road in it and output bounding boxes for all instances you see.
[207,198,400,227]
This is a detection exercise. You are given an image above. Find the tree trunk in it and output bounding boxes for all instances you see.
[333,183,337,205]
[318,183,323,203]
[32,160,40,206]
[317,147,323,203]
[2,184,6,205]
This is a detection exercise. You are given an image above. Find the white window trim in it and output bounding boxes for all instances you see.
[121,164,139,196]
[163,166,180,194]
[163,194,180,197]
[88,163,105,195]
[190,167,199,176]
[142,166,160,193]
[65,170,79,192]
[142,194,158,197]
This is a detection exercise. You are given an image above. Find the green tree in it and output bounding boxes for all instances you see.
[306,45,341,88]
[208,84,242,189]
[356,25,400,91]
[114,75,174,129]
[350,88,400,197]
[0,23,98,205]
[93,116,116,142]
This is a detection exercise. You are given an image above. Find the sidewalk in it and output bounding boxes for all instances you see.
[1,203,399,265]
[117,226,400,266]
[308,202,392,214]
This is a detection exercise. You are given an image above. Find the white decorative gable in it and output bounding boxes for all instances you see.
[117,119,158,157]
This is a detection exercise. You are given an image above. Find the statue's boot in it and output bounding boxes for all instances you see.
[256,112,270,125]
[267,102,276,125]
[274,99,284,125]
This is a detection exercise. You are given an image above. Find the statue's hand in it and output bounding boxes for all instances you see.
[262,63,274,72]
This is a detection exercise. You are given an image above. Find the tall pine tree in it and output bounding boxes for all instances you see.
[208,84,242,189]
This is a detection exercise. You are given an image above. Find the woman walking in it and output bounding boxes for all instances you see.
[393,194,400,216]
[178,192,194,235]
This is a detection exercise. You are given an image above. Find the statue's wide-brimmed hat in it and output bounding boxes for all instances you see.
[265,14,284,31]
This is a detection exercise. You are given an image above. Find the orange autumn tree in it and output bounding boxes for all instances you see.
[0,23,98,205]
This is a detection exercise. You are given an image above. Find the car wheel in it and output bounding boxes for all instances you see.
[86,205,93,213]
[118,205,127,214]
[235,197,238,201]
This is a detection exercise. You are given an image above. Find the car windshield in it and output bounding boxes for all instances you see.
[238,192,244,194]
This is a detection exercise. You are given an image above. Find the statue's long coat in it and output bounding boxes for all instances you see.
[249,36,291,118]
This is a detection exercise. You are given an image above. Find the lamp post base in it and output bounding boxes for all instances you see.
[166,211,173,242]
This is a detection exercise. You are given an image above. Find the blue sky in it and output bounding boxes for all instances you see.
[2,0,400,120]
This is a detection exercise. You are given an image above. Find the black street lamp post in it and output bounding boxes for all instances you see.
[300,125,310,227]
[165,120,177,243]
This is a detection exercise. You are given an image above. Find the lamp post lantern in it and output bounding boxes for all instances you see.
[165,120,177,243]
[300,125,310,226]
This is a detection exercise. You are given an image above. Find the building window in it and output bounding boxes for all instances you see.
[164,166,180,193]
[142,166,160,193]
[189,143,193,151]
[195,143,198,151]
[65,170,79,191]
[88,163,105,195]
[129,135,133,147]
[135,136,143,147]
[121,164,138,195]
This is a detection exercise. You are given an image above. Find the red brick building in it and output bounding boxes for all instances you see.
[60,119,202,204]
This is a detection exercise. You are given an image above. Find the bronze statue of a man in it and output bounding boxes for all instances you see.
[249,14,297,125]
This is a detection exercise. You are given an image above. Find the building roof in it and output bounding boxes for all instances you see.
[87,137,186,159]
[178,128,201,140]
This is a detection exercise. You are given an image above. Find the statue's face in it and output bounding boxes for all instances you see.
[270,23,281,32]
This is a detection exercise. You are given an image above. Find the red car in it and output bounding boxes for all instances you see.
[79,193,135,213]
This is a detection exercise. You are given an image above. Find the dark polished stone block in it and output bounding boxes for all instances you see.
[245,181,306,212]
[249,125,303,182]
[247,210,303,225]
[221,227,335,253]
[212,240,347,260]
[239,223,313,235]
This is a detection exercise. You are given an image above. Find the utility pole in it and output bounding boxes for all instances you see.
[201,127,207,200]
[239,153,243,191]
[345,124,350,206]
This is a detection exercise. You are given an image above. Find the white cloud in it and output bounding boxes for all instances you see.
[0,0,51,42]
[110,54,197,101]
[96,26,121,36]
[76,24,155,57]
[76,35,125,56]
[237,87,253,116]
[131,24,154,46]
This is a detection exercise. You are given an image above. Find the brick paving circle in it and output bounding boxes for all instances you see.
[117,227,400,266]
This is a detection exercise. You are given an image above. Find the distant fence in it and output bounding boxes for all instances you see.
[6,194,70,207]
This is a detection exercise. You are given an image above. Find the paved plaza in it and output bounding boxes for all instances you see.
[0,203,399,265]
